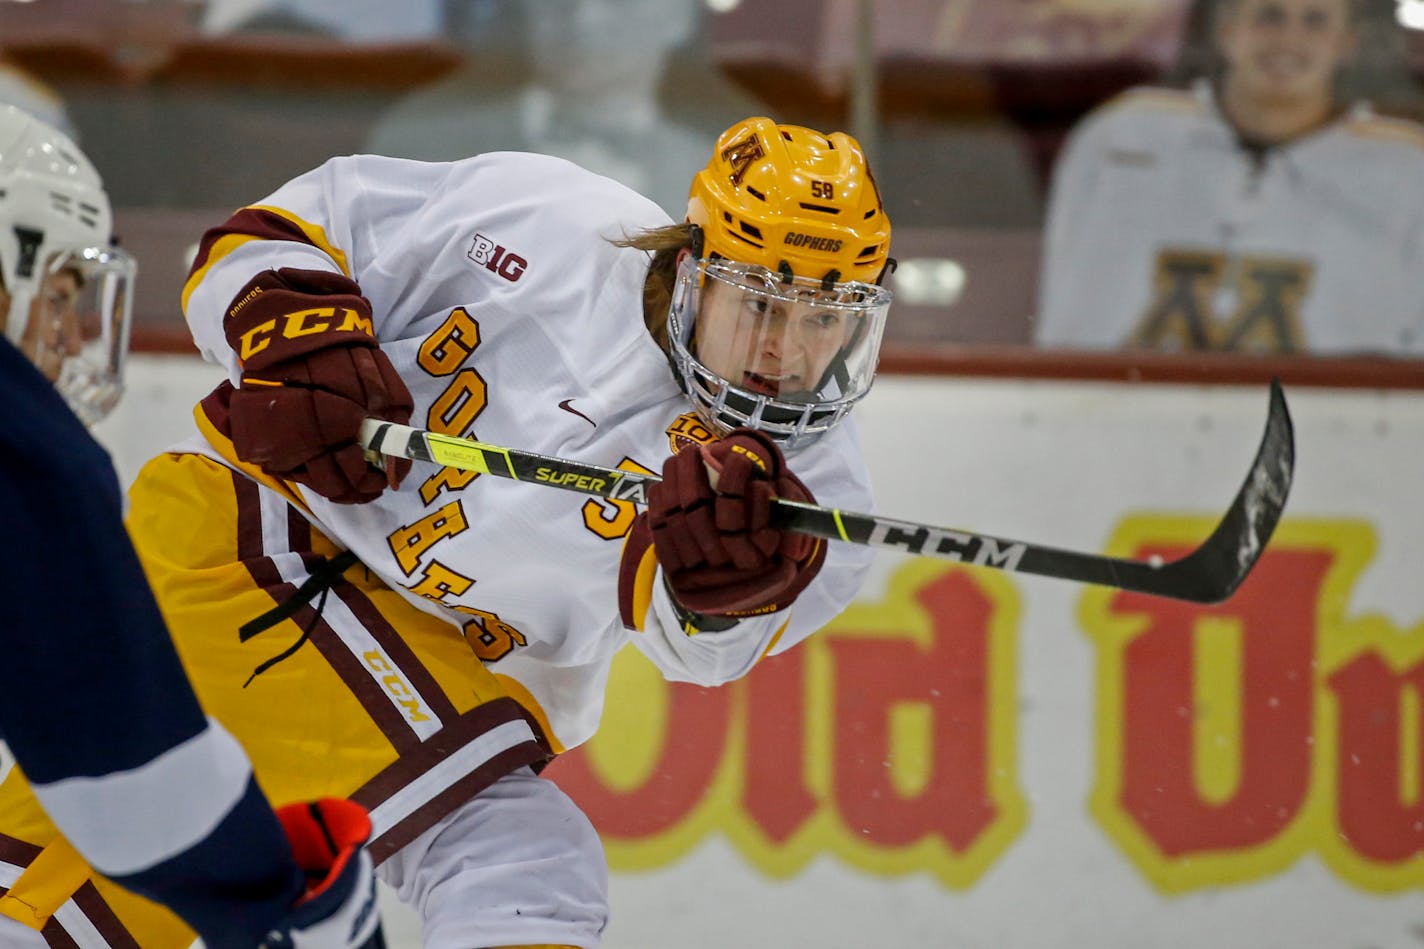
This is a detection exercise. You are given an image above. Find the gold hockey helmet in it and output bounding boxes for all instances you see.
[668,117,894,449]
[686,116,891,286]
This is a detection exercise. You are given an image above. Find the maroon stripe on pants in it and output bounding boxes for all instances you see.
[285,503,311,559]
[222,473,549,867]
[277,482,461,727]
[351,698,549,863]
[324,571,459,722]
[35,918,80,949]
[365,743,546,864]
[0,834,141,948]
[70,882,143,949]
[230,470,420,749]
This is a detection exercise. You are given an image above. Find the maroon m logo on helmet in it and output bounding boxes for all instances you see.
[721,133,764,186]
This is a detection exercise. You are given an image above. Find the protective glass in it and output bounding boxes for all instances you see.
[13,246,135,426]
[667,256,891,448]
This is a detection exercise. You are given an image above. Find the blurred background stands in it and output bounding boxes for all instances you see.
[1,0,1420,353]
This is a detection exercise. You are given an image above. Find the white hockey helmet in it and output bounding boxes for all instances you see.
[0,105,134,425]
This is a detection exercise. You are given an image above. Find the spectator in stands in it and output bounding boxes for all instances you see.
[1034,0,1424,354]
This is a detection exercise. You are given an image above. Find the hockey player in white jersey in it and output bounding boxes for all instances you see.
[0,106,384,948]
[1036,0,1424,354]
[21,115,893,948]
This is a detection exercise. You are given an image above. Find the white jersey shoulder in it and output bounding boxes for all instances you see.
[1317,106,1424,184]
[1066,84,1212,148]
[1339,106,1424,151]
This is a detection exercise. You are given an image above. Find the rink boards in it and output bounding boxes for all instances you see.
[97,359,1424,948]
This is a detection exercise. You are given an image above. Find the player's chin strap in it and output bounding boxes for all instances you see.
[238,549,361,686]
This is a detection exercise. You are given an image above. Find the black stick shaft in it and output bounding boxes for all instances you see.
[359,380,1292,604]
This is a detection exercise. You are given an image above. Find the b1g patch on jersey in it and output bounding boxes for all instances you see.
[666,412,717,454]
[467,232,528,282]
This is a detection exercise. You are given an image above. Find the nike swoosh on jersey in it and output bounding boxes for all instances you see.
[558,399,596,427]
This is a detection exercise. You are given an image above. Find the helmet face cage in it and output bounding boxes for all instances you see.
[29,246,135,426]
[0,105,131,426]
[667,255,890,450]
[677,117,894,448]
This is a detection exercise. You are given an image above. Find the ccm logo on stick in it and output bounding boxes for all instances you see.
[870,523,1027,570]
[468,233,528,282]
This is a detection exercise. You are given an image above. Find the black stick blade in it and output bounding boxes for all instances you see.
[771,380,1294,603]
[1154,377,1295,602]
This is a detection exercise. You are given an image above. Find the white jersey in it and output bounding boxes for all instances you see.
[1035,81,1424,354]
[181,151,875,751]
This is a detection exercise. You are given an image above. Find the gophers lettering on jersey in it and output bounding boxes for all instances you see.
[391,411,715,625]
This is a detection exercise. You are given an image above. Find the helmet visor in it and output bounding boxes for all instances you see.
[673,257,890,404]
[13,246,135,426]
[666,256,891,448]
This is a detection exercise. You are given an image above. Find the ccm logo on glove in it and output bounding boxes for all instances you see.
[232,298,375,364]
[725,440,769,473]
[223,268,413,504]
[226,268,380,371]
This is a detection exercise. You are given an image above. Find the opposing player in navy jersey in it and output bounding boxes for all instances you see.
[0,104,382,949]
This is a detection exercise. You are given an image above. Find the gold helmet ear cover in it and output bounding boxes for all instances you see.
[686,117,891,285]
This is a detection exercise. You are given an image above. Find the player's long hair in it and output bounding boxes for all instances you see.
[611,222,696,353]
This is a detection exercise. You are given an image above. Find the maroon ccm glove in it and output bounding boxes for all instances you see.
[224,268,413,504]
[646,428,825,618]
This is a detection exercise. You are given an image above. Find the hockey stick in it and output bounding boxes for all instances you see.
[360,380,1293,603]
